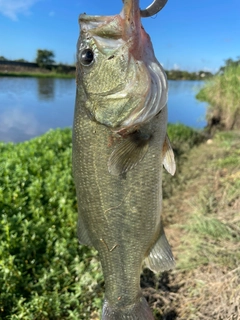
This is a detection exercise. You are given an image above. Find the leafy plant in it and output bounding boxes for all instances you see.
[167,123,204,150]
[0,128,103,319]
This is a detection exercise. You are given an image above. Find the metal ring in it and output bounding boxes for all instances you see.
[140,0,168,17]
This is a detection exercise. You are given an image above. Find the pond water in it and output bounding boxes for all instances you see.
[0,77,207,143]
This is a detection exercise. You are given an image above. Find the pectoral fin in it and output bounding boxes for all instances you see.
[108,131,150,176]
[162,134,176,176]
[145,224,175,273]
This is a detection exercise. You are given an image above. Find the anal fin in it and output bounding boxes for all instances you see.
[145,224,175,273]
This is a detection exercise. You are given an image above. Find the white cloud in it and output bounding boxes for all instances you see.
[0,0,40,20]
[0,108,39,135]
[0,109,37,142]
[173,63,180,71]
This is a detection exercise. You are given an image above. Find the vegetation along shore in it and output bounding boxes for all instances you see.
[0,58,239,319]
[0,50,212,80]
[0,50,75,79]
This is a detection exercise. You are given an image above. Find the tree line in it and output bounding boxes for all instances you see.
[0,50,76,75]
[0,50,56,68]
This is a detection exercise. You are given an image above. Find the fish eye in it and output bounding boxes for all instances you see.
[79,48,94,66]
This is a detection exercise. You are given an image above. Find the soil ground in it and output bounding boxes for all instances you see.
[140,132,240,320]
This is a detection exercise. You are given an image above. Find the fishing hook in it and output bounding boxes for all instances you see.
[140,0,168,18]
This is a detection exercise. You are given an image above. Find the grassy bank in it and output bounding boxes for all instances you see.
[196,65,240,131]
[0,126,239,319]
[162,130,240,319]
[0,71,75,79]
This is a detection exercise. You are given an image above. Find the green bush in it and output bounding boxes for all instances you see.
[0,128,103,319]
[167,123,204,150]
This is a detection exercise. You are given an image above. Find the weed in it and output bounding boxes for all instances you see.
[196,65,240,130]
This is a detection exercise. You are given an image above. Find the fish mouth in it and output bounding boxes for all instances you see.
[121,0,141,25]
[120,0,142,56]
[79,0,143,57]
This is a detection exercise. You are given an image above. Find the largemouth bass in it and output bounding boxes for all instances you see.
[72,0,176,319]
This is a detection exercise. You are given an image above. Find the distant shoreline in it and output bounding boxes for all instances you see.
[0,60,75,79]
[0,60,212,80]
[0,71,75,79]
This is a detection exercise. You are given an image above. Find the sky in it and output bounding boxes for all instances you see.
[0,0,239,72]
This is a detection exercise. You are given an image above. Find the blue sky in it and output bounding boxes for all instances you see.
[0,0,239,72]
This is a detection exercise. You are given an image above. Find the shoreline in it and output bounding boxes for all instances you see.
[0,61,75,79]
[0,71,75,79]
[0,70,205,81]
[0,61,210,80]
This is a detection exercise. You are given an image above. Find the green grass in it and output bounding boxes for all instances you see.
[0,72,75,79]
[196,65,240,130]
[162,124,205,198]
[167,123,204,149]
[176,131,240,271]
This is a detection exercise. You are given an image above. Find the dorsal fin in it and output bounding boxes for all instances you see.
[162,134,176,176]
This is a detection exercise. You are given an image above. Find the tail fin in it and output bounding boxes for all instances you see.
[102,296,154,320]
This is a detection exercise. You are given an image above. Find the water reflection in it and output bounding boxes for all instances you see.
[168,80,207,128]
[37,78,55,100]
[0,77,206,143]
[0,77,76,143]
[0,108,42,142]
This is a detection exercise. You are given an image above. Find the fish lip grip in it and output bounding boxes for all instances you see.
[140,0,168,17]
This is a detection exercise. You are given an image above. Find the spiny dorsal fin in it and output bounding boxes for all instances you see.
[162,134,176,176]
[108,131,150,176]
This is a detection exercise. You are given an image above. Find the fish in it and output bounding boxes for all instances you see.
[72,0,176,319]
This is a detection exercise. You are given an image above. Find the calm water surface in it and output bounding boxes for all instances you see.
[0,77,207,143]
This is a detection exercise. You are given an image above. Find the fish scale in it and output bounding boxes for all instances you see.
[73,103,168,314]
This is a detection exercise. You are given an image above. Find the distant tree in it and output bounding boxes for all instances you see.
[14,59,27,62]
[219,57,240,73]
[35,49,55,68]
[0,56,7,61]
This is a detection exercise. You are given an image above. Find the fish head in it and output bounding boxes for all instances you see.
[76,0,168,130]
